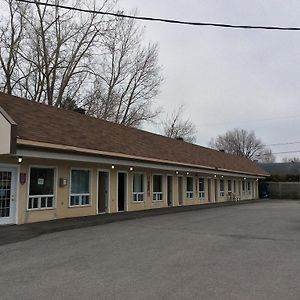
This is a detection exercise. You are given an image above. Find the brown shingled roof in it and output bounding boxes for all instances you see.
[0,92,268,176]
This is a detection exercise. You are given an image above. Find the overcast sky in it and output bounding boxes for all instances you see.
[117,0,300,161]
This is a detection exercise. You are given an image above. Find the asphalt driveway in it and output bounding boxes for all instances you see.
[0,200,299,300]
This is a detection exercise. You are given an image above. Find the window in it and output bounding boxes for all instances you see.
[219,179,225,197]
[153,175,163,201]
[228,180,232,192]
[70,169,90,206]
[198,178,205,198]
[133,173,144,202]
[28,167,55,210]
[186,177,194,199]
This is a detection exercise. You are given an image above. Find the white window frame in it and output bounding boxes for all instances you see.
[152,174,163,201]
[69,168,92,207]
[219,179,225,197]
[198,178,205,199]
[132,172,145,203]
[27,166,56,211]
[186,176,194,199]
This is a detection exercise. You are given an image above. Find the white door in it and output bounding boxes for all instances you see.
[0,168,17,225]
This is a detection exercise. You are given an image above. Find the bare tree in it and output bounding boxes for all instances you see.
[85,14,163,127]
[162,105,197,143]
[209,128,274,161]
[282,157,300,163]
[260,149,276,163]
[0,0,115,106]
[0,0,27,94]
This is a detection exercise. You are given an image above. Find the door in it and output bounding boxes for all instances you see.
[98,171,109,213]
[214,179,218,202]
[207,178,211,202]
[167,176,173,207]
[178,176,183,206]
[0,168,17,225]
[118,172,127,212]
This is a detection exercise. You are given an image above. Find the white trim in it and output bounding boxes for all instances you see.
[0,166,18,225]
[27,165,57,211]
[117,171,128,212]
[97,169,110,214]
[0,163,20,224]
[16,149,266,179]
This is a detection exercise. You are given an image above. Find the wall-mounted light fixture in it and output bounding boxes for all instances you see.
[214,174,217,178]
[244,177,247,180]
[18,156,23,164]
[186,172,189,175]
[129,167,134,172]
[221,175,224,178]
[175,171,179,175]
[111,165,115,169]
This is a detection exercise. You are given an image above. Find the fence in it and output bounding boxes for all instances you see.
[260,182,300,199]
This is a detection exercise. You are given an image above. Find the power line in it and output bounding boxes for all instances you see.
[16,0,300,31]
[266,141,300,147]
[272,150,300,155]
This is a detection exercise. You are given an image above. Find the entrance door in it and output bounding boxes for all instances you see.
[207,178,211,202]
[0,168,17,225]
[118,172,127,212]
[178,176,183,206]
[167,176,173,207]
[98,171,109,213]
[214,179,218,202]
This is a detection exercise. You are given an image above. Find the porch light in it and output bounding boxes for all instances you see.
[18,156,23,164]
[214,174,217,178]
[244,177,247,180]
[129,167,134,171]
[111,165,115,169]
[175,171,179,175]
[221,175,224,178]
[186,172,189,175]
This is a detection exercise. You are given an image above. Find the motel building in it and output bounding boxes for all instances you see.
[0,93,268,225]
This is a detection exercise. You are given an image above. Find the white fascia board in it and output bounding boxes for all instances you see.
[0,112,11,154]
[16,148,264,179]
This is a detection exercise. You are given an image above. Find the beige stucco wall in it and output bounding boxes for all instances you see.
[0,113,11,154]
[0,155,260,224]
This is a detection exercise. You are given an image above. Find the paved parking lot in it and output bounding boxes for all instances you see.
[0,200,299,300]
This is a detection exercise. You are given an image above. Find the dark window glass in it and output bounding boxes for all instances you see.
[133,174,144,193]
[187,177,194,192]
[153,175,162,192]
[29,168,54,195]
[199,178,205,192]
[71,170,90,194]
[228,180,232,191]
[220,180,225,192]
